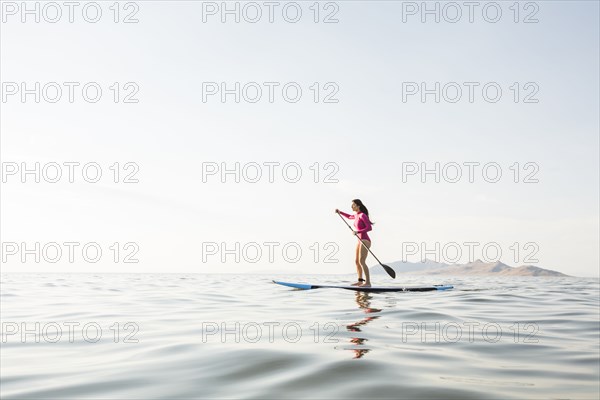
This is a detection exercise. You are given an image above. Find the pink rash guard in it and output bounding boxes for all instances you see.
[338,211,372,241]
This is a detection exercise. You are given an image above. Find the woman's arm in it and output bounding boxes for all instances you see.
[337,210,355,219]
[355,213,372,233]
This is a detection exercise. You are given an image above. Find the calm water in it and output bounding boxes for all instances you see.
[1,274,599,399]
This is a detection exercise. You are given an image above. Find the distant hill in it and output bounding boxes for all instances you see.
[500,265,569,277]
[371,259,570,277]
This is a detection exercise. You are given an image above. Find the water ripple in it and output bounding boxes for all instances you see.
[1,273,598,399]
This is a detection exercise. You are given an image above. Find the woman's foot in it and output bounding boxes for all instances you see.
[358,282,371,287]
[351,278,365,286]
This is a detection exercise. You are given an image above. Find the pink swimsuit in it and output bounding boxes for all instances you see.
[339,211,372,241]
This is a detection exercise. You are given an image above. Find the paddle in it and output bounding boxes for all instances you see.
[336,212,396,279]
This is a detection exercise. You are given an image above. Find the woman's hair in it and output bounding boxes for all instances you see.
[352,199,374,224]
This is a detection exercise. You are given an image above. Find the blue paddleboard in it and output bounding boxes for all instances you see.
[273,280,453,292]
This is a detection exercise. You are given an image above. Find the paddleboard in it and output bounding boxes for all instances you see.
[273,280,453,292]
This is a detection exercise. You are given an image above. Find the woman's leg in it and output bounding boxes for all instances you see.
[351,243,363,285]
[358,240,371,286]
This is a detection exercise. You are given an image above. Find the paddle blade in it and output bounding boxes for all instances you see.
[382,264,396,279]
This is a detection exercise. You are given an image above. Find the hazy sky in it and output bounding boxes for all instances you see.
[1,1,598,277]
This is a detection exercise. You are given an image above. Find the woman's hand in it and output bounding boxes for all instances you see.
[352,231,357,235]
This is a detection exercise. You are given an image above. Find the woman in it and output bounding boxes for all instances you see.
[335,199,374,287]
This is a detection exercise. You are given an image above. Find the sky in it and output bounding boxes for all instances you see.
[1,0,598,277]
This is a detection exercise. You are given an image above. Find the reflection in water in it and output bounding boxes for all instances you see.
[345,291,382,359]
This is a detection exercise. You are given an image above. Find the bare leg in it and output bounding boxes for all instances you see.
[350,243,364,286]
[358,240,371,287]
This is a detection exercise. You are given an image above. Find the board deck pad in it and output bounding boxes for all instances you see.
[273,280,453,292]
